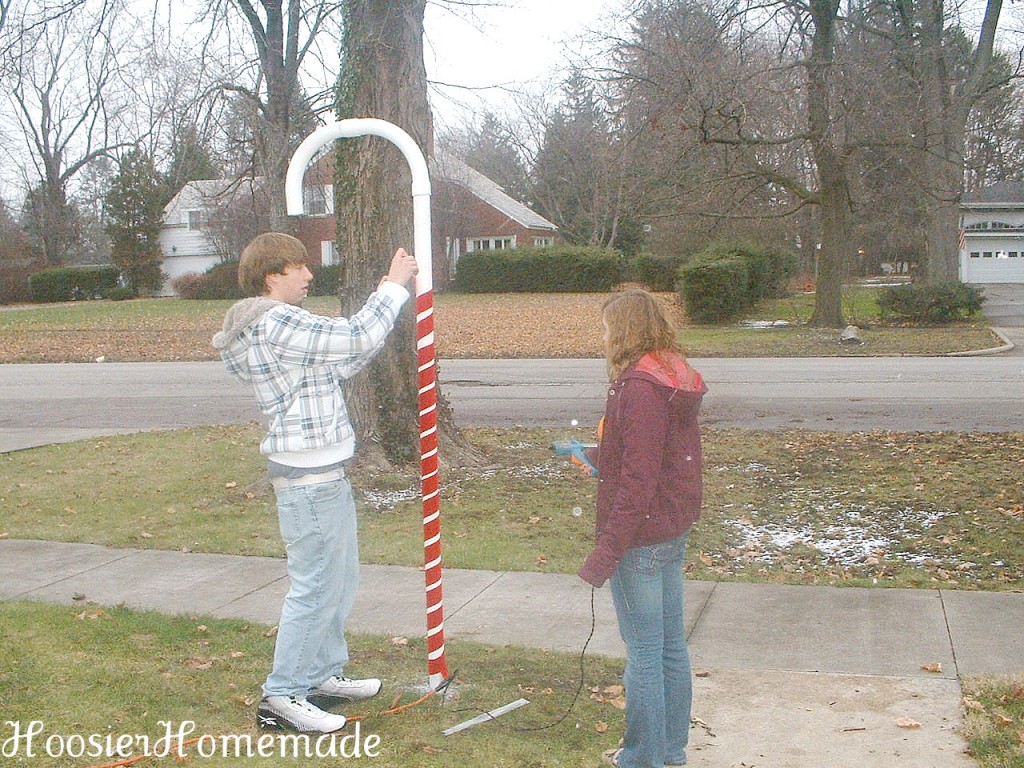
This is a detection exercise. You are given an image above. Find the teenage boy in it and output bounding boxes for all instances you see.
[213,232,417,733]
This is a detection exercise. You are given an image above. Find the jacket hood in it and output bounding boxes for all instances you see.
[626,351,707,397]
[212,297,283,351]
[211,297,284,382]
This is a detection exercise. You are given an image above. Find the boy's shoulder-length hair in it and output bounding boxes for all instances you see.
[238,232,309,297]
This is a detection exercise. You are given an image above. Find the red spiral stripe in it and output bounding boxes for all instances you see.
[415,289,448,685]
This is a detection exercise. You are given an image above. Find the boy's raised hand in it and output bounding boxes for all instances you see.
[386,248,418,288]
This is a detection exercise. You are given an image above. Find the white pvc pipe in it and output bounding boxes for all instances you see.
[285,118,433,294]
[285,118,448,690]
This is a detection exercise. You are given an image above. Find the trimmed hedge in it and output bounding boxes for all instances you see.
[29,266,120,303]
[174,261,340,300]
[309,264,341,297]
[877,282,985,324]
[173,261,244,300]
[452,246,624,293]
[629,253,688,292]
[678,255,751,323]
[677,243,798,324]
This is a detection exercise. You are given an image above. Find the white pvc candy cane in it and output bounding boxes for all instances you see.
[286,119,449,690]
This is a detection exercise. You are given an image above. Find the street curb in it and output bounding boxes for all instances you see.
[945,326,1015,357]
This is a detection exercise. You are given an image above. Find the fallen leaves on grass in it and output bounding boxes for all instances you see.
[75,608,107,620]
[700,430,1024,588]
[590,685,626,710]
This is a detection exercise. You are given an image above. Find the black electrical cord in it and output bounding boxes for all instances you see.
[445,585,599,732]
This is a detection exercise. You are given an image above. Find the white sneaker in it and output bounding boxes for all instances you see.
[256,696,347,733]
[313,675,383,702]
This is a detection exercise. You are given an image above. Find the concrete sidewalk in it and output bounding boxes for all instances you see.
[3,539,1022,767]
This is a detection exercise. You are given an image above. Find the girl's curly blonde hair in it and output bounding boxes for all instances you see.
[602,289,684,381]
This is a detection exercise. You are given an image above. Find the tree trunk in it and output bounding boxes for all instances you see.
[805,0,849,328]
[336,0,466,466]
[811,178,851,327]
[915,0,1002,284]
[232,0,302,233]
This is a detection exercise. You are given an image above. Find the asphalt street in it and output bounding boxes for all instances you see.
[1,354,1023,453]
[0,284,1021,452]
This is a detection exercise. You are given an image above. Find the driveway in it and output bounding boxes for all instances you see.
[977,283,1024,354]
[979,283,1024,327]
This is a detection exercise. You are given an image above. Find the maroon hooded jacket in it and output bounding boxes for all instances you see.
[578,351,707,587]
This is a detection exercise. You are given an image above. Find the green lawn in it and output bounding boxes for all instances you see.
[2,425,1021,591]
[961,674,1024,767]
[0,601,627,768]
[0,287,1001,361]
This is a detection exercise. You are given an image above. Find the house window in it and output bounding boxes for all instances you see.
[321,240,339,266]
[967,221,1015,231]
[969,252,980,258]
[983,251,993,258]
[532,237,553,248]
[1010,252,1019,258]
[303,185,334,216]
[469,236,515,251]
[186,210,204,231]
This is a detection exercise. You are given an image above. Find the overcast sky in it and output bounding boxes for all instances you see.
[423,0,618,126]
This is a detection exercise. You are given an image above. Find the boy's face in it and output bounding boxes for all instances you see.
[265,262,313,305]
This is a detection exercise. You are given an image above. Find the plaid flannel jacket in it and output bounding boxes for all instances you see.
[216,283,409,457]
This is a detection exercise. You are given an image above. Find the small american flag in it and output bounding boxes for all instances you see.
[958,228,966,252]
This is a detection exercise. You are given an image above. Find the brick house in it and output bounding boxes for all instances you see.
[158,151,557,295]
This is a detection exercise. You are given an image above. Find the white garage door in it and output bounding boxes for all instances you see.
[961,242,1024,283]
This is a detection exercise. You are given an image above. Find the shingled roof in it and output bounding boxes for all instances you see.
[431,149,557,231]
[962,181,1024,206]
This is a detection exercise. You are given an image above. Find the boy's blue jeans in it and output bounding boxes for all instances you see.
[263,473,359,698]
[609,531,692,768]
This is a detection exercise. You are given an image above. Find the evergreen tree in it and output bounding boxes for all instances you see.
[21,184,81,265]
[464,112,530,202]
[105,149,165,294]
[164,122,222,200]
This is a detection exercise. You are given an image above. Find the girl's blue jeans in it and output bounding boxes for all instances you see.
[262,473,359,698]
[609,531,692,768]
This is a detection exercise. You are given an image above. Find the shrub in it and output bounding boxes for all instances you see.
[877,282,985,324]
[172,261,243,300]
[700,242,798,303]
[29,265,120,303]
[171,273,206,300]
[103,286,136,301]
[0,233,40,304]
[452,246,624,293]
[678,255,750,323]
[629,253,688,292]
[310,264,341,297]
[676,242,799,324]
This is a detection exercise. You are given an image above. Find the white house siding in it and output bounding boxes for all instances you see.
[158,179,243,296]
[158,226,220,296]
[960,183,1024,284]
